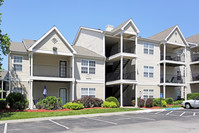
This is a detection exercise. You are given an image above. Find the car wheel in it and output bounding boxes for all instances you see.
[185,103,191,109]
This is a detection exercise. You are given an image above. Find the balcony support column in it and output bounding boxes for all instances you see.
[135,36,137,81]
[1,80,3,99]
[29,80,33,109]
[163,85,166,99]
[163,42,166,99]
[184,86,187,101]
[120,83,123,107]
[30,52,33,77]
[135,84,138,107]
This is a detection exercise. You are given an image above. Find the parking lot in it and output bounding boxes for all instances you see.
[1,109,199,133]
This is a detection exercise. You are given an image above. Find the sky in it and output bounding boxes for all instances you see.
[1,0,199,70]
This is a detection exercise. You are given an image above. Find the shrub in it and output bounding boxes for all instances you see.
[6,92,29,110]
[138,99,145,107]
[132,100,135,106]
[187,93,199,100]
[145,98,153,108]
[162,101,167,107]
[102,101,117,108]
[105,96,119,107]
[73,96,103,108]
[165,97,174,104]
[173,100,183,105]
[36,96,62,110]
[153,98,165,106]
[0,99,7,110]
[62,102,83,110]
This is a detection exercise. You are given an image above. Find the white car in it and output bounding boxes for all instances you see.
[182,97,199,109]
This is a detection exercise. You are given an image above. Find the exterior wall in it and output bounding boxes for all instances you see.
[10,53,30,80]
[137,40,160,85]
[33,53,71,77]
[74,57,105,82]
[137,85,160,99]
[124,23,136,34]
[33,81,71,102]
[75,82,105,100]
[34,30,73,54]
[186,47,192,94]
[75,29,104,56]
[167,29,185,45]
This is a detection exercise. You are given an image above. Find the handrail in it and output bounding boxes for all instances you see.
[160,52,185,62]
[160,74,185,83]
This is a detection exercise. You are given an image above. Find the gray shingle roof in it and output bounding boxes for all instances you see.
[111,19,131,33]
[10,41,27,52]
[23,39,36,49]
[73,45,104,58]
[186,34,199,44]
[0,70,8,80]
[148,25,176,41]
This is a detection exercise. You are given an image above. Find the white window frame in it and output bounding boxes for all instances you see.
[144,42,154,55]
[144,66,154,78]
[81,88,96,98]
[13,87,23,94]
[13,55,23,72]
[81,59,96,74]
[143,89,154,100]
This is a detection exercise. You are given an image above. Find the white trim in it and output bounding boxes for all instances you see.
[190,61,199,65]
[123,31,137,36]
[166,41,185,47]
[33,49,73,56]
[137,83,159,86]
[13,55,23,72]
[165,25,188,46]
[106,80,137,86]
[160,60,185,65]
[121,19,140,34]
[73,27,103,46]
[29,26,76,54]
[76,80,104,84]
[159,83,186,86]
[107,53,137,62]
[81,59,96,74]
[31,76,74,82]
[10,79,30,82]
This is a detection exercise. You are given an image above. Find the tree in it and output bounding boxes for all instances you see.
[0,0,11,72]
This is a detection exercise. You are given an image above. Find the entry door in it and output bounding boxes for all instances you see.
[59,88,67,104]
[60,61,67,77]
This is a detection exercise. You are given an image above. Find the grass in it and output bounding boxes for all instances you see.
[0,108,141,121]
[166,105,182,108]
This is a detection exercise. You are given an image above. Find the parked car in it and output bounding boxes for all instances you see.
[182,97,199,109]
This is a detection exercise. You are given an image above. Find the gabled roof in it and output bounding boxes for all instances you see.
[111,18,140,34]
[186,34,199,44]
[22,39,36,50]
[149,25,176,41]
[0,70,8,80]
[28,26,77,54]
[10,41,27,52]
[72,45,104,58]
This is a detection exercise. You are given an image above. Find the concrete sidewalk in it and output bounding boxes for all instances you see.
[0,109,165,124]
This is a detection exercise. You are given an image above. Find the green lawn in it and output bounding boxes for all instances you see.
[166,105,182,108]
[0,108,141,121]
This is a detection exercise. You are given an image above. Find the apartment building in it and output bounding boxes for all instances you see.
[4,18,199,109]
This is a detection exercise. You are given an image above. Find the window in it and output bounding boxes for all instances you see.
[81,60,96,74]
[60,61,67,77]
[81,88,96,98]
[144,42,154,55]
[13,87,22,93]
[144,66,154,78]
[143,89,154,100]
[13,56,22,71]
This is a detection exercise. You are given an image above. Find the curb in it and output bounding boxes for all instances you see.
[0,109,164,124]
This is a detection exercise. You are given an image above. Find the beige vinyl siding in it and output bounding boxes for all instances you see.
[137,41,160,84]
[124,23,136,34]
[167,29,185,45]
[137,85,160,99]
[33,54,71,77]
[75,29,104,56]
[74,57,105,81]
[10,54,30,80]
[34,30,73,54]
[75,83,105,100]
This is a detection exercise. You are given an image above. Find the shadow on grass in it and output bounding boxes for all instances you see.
[0,112,14,120]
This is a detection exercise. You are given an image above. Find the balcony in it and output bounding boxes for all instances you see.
[161,52,185,62]
[160,74,185,84]
[191,54,199,62]
[106,71,136,82]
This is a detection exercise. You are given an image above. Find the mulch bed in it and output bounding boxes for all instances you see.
[1,107,106,113]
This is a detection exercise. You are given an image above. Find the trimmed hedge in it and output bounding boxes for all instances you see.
[145,98,153,108]
[0,99,7,110]
[73,96,103,108]
[105,96,119,107]
[36,96,62,110]
[187,93,199,100]
[153,98,165,106]
[6,92,29,110]
[173,100,183,105]
[102,101,117,108]
[62,102,84,110]
[165,97,174,104]
[162,101,167,107]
